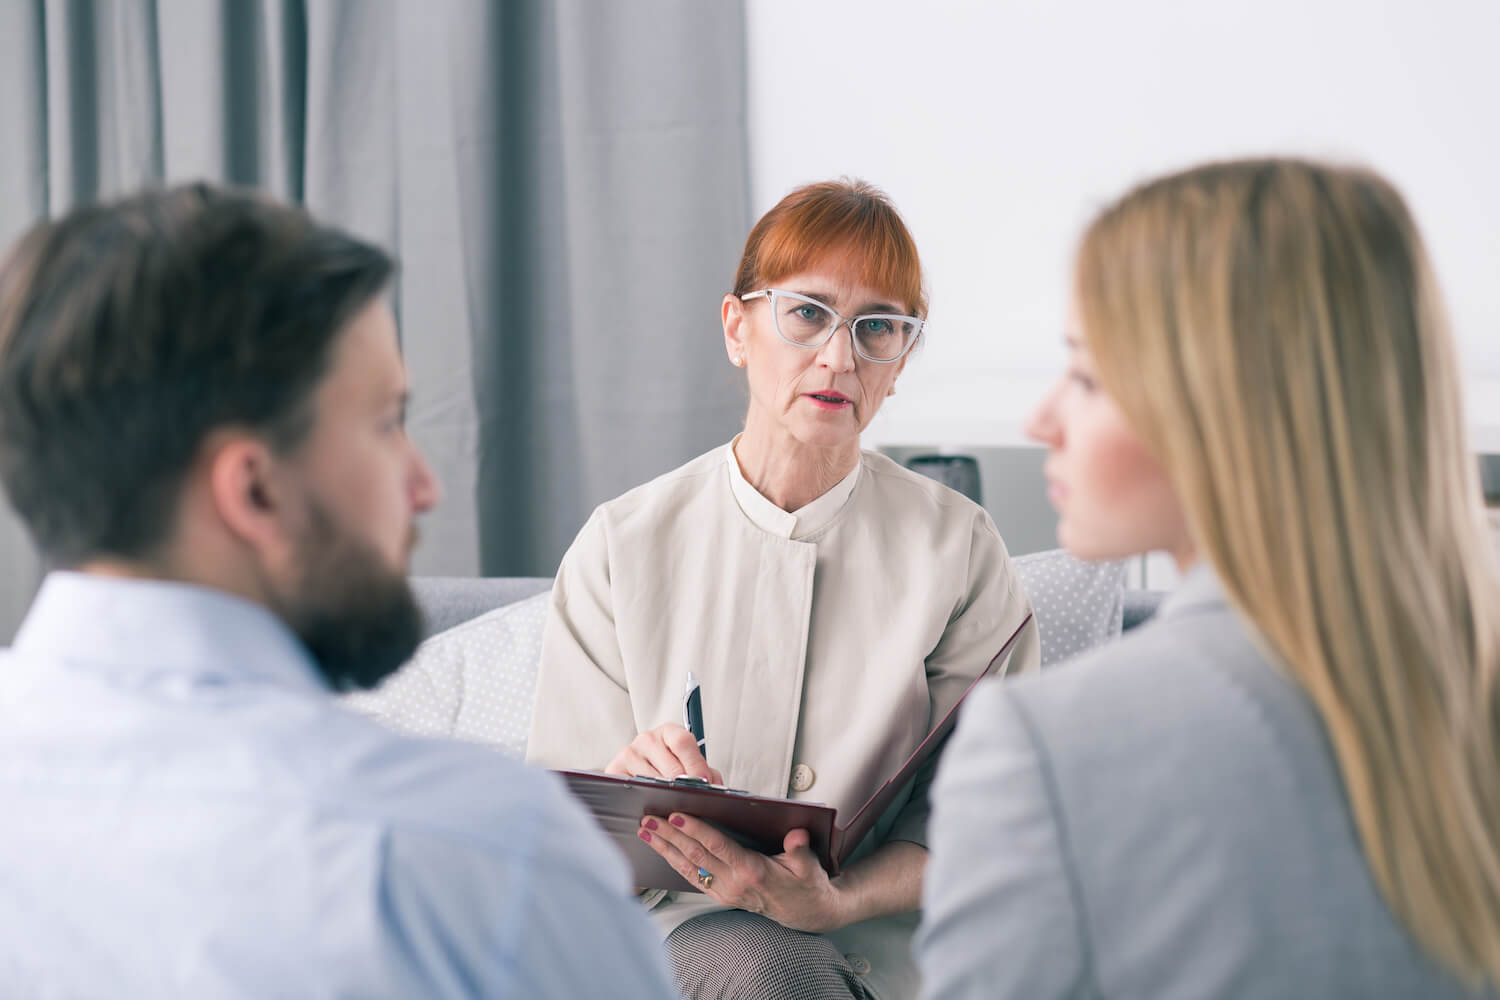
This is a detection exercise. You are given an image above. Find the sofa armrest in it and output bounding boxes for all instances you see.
[410,576,552,639]
[1122,589,1165,631]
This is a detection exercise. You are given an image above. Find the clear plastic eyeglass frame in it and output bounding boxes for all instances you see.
[739,289,924,363]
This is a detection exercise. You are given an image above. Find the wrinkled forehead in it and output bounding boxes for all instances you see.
[758,243,920,315]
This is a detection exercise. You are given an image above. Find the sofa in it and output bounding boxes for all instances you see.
[408,551,1164,644]
[345,548,1166,758]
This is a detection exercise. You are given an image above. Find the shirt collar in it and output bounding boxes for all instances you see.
[724,435,861,541]
[12,571,327,693]
[1155,561,1228,621]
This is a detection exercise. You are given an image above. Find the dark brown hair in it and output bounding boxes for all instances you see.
[0,183,394,566]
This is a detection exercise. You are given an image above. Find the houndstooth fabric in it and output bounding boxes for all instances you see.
[666,911,875,1000]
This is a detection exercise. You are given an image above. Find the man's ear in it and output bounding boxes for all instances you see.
[205,435,293,561]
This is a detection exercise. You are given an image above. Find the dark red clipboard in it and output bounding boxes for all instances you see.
[556,613,1032,892]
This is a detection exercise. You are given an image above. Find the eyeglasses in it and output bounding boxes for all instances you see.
[739,289,923,363]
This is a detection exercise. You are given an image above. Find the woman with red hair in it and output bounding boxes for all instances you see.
[527,179,1038,1000]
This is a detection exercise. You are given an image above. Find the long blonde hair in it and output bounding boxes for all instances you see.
[1076,158,1500,986]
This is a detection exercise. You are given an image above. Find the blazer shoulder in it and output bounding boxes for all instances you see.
[860,450,990,517]
[856,451,1005,559]
[988,602,1356,882]
[1002,603,1310,764]
[959,598,1477,997]
[588,446,727,534]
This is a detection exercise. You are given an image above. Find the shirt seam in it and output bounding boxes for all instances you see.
[726,449,860,542]
[596,450,723,522]
[0,768,551,863]
[1008,689,1106,1000]
[793,456,878,544]
[860,452,981,509]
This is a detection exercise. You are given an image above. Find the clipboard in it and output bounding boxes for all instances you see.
[557,612,1032,892]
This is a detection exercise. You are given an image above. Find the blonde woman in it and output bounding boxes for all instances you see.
[916,159,1500,998]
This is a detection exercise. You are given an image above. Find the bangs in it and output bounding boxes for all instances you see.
[734,180,927,317]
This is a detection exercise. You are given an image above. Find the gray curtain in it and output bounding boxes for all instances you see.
[0,0,752,639]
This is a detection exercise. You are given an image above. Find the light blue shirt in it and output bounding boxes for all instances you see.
[0,572,679,999]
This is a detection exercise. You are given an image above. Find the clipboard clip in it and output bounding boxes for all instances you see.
[621,773,752,795]
[673,774,754,795]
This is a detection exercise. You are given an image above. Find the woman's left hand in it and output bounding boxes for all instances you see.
[638,813,845,934]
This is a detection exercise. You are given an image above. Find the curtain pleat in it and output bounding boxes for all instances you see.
[0,0,751,639]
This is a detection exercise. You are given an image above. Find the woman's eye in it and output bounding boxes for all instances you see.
[794,305,823,322]
[1068,370,1097,393]
[862,318,892,335]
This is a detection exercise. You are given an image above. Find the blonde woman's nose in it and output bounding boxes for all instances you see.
[1025,378,1066,447]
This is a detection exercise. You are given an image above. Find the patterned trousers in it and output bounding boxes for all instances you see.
[666,910,876,1000]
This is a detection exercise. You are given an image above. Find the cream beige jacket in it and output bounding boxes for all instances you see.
[527,443,1038,1000]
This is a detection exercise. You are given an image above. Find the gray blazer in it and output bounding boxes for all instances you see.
[916,567,1492,999]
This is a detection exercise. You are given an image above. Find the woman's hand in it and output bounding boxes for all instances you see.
[605,724,724,785]
[637,814,846,934]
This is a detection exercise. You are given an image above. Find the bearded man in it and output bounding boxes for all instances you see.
[0,184,677,999]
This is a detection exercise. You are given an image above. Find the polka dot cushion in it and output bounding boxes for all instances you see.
[341,590,550,758]
[344,549,1126,754]
[1012,549,1127,667]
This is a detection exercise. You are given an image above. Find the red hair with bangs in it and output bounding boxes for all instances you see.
[732,178,928,318]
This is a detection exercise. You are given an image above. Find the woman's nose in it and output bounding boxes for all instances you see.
[1025,380,1065,447]
[816,322,857,371]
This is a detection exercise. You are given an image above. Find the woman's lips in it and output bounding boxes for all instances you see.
[805,392,852,410]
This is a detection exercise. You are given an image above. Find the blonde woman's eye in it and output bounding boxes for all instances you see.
[1068,370,1097,393]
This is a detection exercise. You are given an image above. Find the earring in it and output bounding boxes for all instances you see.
[732,355,744,367]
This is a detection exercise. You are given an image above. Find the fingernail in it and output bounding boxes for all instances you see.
[638,830,652,843]
[670,815,686,828]
[643,818,659,831]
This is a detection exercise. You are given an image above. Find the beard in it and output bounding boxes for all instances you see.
[272,499,425,692]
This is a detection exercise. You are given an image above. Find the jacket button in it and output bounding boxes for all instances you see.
[790,763,816,792]
[846,953,871,976]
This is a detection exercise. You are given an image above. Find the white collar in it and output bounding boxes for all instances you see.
[723,435,861,540]
[12,571,326,692]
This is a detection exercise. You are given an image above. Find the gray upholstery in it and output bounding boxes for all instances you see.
[411,577,551,640]
[1123,589,1165,631]
[371,569,1166,761]
[410,576,1165,641]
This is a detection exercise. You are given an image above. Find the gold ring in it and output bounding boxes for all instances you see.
[696,870,713,889]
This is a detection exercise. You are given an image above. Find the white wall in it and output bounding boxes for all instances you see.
[745,0,1500,450]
